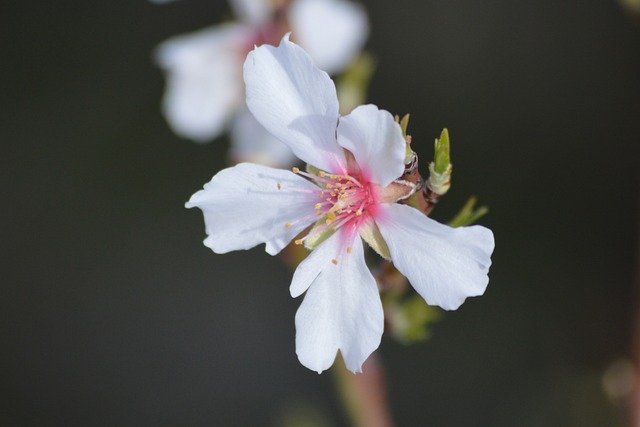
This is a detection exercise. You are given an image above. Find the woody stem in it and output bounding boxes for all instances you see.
[402,152,443,216]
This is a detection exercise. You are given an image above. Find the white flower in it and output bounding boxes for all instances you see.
[186,36,495,374]
[155,0,368,167]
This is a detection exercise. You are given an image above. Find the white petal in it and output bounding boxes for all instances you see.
[155,24,248,142]
[244,35,346,173]
[289,0,369,75]
[186,163,320,255]
[290,227,339,298]
[294,233,384,374]
[337,105,406,187]
[229,110,298,168]
[375,204,494,311]
[228,0,271,25]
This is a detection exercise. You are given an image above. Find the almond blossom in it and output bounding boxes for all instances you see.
[155,0,368,166]
[186,36,494,374]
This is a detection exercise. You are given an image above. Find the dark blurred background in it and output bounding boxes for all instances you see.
[3,0,639,426]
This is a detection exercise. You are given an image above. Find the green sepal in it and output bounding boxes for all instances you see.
[359,220,390,260]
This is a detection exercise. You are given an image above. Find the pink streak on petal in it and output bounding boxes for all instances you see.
[338,220,359,251]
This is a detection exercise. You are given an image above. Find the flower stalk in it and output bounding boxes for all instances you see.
[333,354,396,427]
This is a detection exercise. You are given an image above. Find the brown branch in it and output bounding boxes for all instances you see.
[401,152,444,216]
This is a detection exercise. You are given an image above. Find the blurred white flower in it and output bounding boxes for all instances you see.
[155,0,368,166]
[186,37,494,374]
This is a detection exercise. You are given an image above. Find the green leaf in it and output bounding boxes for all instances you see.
[433,128,450,175]
[336,52,376,115]
[387,294,442,344]
[448,196,489,227]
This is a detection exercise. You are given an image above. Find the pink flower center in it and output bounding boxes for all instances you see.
[314,171,374,223]
[286,167,377,246]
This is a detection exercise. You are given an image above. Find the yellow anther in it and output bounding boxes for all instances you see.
[331,259,338,265]
[285,223,292,228]
[330,175,337,179]
[317,211,323,216]
[292,167,300,173]
[294,239,303,245]
[315,203,322,210]
[347,246,352,254]
[326,184,333,189]
[356,209,362,216]
[319,171,326,177]
[325,218,333,225]
[277,182,281,190]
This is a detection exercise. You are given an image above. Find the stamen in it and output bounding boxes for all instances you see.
[356,199,367,216]
[343,175,363,188]
[284,167,376,243]
[347,246,352,254]
[331,259,338,265]
[277,182,281,190]
[286,210,328,230]
[329,214,353,231]
[296,169,338,185]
